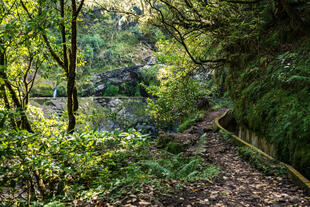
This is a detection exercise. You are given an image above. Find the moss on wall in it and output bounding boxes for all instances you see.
[225,36,310,179]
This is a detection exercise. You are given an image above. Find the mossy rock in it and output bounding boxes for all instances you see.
[166,142,184,154]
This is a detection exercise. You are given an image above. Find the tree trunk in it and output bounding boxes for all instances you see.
[67,0,79,133]
[0,84,18,129]
[0,42,33,132]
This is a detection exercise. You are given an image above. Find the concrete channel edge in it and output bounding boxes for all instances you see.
[213,110,310,196]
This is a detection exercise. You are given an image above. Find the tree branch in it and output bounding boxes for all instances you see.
[76,0,85,16]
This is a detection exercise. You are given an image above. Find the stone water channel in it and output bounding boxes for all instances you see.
[30,97,158,136]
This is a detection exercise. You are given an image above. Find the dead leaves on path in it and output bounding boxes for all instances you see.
[98,109,310,206]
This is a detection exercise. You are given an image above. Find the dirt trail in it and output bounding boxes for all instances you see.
[157,109,310,207]
[105,109,310,207]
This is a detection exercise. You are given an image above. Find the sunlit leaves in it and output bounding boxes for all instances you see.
[0,126,150,205]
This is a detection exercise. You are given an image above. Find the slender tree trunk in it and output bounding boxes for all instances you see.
[26,0,83,133]
[73,86,78,112]
[60,0,76,132]
[67,0,79,133]
[60,0,69,74]
[0,42,33,132]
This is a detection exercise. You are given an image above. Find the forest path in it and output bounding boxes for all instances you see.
[156,109,310,207]
[105,109,310,207]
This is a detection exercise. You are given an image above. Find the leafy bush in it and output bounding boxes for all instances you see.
[146,67,208,124]
[144,38,214,127]
[104,83,119,96]
[0,128,150,206]
[140,65,160,87]
[0,113,219,206]
[177,118,196,133]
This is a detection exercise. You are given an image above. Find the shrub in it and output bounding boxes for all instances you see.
[104,84,119,96]
[0,128,150,206]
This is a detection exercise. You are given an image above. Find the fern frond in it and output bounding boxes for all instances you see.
[177,159,199,178]
[141,160,172,178]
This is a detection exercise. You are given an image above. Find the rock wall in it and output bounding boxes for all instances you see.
[83,63,158,97]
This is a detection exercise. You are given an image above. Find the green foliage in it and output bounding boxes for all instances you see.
[156,135,173,148]
[146,66,209,124]
[219,130,233,144]
[230,38,310,179]
[156,135,184,154]
[178,118,196,133]
[0,109,18,130]
[0,106,219,205]
[119,82,140,97]
[140,65,161,87]
[177,111,206,133]
[166,142,184,154]
[141,152,219,181]
[104,83,119,96]
[78,10,159,75]
[0,127,150,205]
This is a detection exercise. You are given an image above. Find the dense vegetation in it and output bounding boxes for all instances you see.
[133,0,310,178]
[1,0,310,205]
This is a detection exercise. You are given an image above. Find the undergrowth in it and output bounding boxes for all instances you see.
[227,35,310,179]
[219,130,233,144]
[141,152,219,181]
[0,121,219,206]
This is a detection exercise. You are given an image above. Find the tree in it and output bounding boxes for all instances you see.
[101,0,306,66]
[20,0,85,132]
[0,0,43,132]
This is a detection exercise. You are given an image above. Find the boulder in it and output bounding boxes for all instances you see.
[89,61,159,97]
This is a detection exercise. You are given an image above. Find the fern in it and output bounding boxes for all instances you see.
[187,171,200,179]
[177,159,200,178]
[201,165,220,180]
[287,75,310,83]
[141,153,219,181]
[141,160,172,178]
